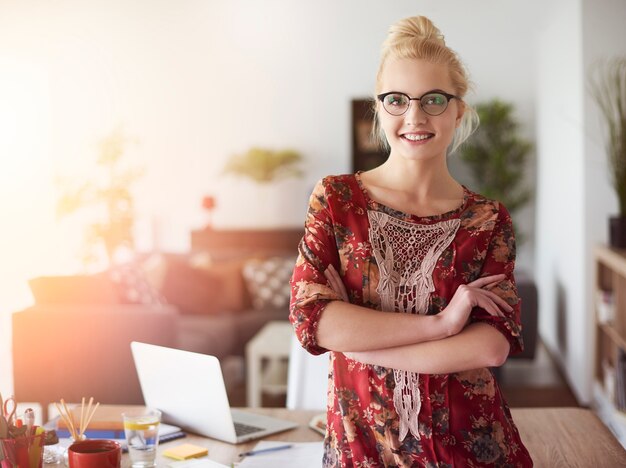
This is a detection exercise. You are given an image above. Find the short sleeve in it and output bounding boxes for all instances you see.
[470,203,524,356]
[289,178,343,355]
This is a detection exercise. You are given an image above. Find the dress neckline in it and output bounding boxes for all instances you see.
[353,171,470,223]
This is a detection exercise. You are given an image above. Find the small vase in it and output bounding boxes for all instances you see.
[609,216,626,249]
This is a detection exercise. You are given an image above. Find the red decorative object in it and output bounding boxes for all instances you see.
[202,196,216,211]
[202,195,216,228]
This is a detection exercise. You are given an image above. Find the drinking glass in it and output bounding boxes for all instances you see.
[122,409,161,468]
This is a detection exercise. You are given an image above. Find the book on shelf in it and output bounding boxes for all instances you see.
[616,349,626,412]
[603,359,616,402]
[597,290,615,324]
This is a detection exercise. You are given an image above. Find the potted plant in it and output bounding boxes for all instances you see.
[223,147,303,183]
[221,147,304,227]
[589,57,626,249]
[458,99,532,241]
[57,127,144,266]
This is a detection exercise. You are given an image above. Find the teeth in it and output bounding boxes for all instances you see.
[404,133,432,141]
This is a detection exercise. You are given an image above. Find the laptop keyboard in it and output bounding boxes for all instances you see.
[234,421,264,436]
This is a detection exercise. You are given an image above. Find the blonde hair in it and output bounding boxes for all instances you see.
[372,16,479,155]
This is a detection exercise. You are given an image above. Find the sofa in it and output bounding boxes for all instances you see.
[12,228,304,418]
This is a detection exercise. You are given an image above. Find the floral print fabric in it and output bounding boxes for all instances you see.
[289,173,533,467]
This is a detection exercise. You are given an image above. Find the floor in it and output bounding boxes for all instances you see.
[226,340,580,409]
[497,341,580,407]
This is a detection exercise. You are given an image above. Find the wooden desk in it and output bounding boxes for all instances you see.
[131,407,626,467]
[513,407,626,467]
[153,409,321,467]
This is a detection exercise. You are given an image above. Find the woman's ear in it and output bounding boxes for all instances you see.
[455,101,466,128]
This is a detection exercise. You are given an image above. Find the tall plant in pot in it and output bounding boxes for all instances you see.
[589,57,626,249]
[457,99,532,243]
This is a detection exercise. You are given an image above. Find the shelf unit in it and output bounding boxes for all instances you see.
[593,245,626,447]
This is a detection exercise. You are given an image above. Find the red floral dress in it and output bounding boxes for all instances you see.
[289,173,533,467]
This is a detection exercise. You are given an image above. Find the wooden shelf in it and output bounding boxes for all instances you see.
[595,245,626,279]
[599,322,626,351]
[190,227,303,259]
[593,245,626,448]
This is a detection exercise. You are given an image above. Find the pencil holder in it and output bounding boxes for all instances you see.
[0,433,45,468]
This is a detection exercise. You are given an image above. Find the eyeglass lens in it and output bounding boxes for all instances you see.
[382,92,449,116]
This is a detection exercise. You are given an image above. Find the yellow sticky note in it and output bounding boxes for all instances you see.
[162,443,209,460]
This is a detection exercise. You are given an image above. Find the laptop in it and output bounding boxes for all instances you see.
[130,341,299,443]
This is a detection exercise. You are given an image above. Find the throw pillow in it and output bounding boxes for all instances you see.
[159,258,221,315]
[109,263,166,306]
[242,256,297,311]
[209,259,253,312]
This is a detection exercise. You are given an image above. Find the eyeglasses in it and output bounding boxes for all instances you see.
[377,90,459,116]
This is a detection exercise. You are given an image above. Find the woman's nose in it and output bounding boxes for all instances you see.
[404,102,428,125]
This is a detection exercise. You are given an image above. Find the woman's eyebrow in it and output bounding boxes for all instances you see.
[382,88,451,96]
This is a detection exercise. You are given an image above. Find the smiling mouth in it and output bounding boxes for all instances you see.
[402,133,434,142]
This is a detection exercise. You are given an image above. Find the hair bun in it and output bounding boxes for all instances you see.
[388,16,446,46]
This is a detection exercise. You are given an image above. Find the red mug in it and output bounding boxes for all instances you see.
[67,440,121,468]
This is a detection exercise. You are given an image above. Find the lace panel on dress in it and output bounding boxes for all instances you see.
[367,211,460,441]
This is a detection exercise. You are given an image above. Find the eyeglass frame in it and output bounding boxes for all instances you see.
[376,89,459,117]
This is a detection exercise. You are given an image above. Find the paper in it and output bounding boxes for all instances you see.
[163,443,209,460]
[238,441,324,468]
[166,459,229,468]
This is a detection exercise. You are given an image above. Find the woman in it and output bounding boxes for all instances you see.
[290,15,533,467]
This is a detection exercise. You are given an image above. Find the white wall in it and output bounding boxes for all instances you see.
[582,0,626,401]
[0,0,540,397]
[535,0,626,403]
[535,0,586,400]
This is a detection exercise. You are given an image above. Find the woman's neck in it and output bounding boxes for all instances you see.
[359,154,465,218]
[373,153,461,201]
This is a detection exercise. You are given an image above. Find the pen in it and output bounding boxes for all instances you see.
[239,444,293,457]
[24,408,35,436]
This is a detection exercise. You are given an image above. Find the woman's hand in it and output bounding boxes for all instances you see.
[324,264,349,302]
[439,273,512,337]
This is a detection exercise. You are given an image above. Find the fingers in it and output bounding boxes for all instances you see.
[324,264,350,302]
[475,294,506,318]
[323,264,338,285]
[465,274,514,317]
[480,288,514,313]
[326,265,345,300]
[468,274,506,289]
[483,279,504,291]
[473,288,513,317]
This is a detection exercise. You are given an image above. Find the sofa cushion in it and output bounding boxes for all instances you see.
[157,255,252,315]
[28,274,120,305]
[242,257,296,311]
[160,258,222,315]
[212,259,253,312]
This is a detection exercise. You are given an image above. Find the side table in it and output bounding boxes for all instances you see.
[245,321,294,407]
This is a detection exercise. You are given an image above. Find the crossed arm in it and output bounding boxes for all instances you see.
[316,265,512,374]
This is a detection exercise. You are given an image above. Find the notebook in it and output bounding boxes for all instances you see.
[130,342,298,444]
[238,441,323,468]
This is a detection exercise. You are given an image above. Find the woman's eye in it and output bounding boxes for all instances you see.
[423,94,446,106]
[387,94,407,106]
